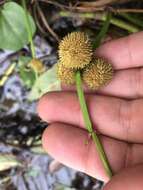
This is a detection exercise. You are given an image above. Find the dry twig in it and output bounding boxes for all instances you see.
[37,0,143,13]
[78,0,119,7]
[33,3,47,35]
[115,8,143,13]
[78,0,135,7]
[36,2,60,41]
[37,0,104,11]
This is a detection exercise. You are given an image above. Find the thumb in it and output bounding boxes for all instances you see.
[103,164,143,190]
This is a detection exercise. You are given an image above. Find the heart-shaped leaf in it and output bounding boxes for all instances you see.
[0,2,36,51]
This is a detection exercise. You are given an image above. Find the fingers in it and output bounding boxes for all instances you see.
[95,31,143,70]
[103,165,143,190]
[38,92,143,143]
[42,123,143,182]
[98,67,143,99]
[62,67,143,99]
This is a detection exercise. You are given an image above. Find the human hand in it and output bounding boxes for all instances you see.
[38,32,143,189]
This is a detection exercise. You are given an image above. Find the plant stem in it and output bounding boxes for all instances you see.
[109,16,139,33]
[75,71,112,179]
[21,0,36,58]
[60,11,140,33]
[93,12,111,49]
[119,13,143,28]
[76,71,93,133]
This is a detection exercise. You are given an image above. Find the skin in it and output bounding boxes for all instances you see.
[38,31,143,189]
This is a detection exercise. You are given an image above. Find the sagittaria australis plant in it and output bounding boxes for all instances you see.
[57,31,113,179]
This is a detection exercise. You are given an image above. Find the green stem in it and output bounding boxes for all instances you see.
[93,12,111,49]
[60,11,140,33]
[21,0,36,58]
[109,16,139,33]
[75,71,112,179]
[76,71,93,133]
[119,13,143,28]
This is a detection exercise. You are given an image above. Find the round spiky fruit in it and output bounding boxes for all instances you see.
[58,32,93,69]
[83,58,113,89]
[29,58,45,74]
[57,62,75,85]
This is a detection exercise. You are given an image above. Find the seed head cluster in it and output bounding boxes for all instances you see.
[57,31,114,89]
[59,32,92,69]
[29,58,45,74]
[57,63,75,85]
[83,58,113,89]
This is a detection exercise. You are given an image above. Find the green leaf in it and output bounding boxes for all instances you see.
[28,64,61,101]
[18,56,36,88]
[0,2,36,51]
[0,154,22,171]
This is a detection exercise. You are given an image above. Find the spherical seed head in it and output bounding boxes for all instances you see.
[29,58,45,73]
[83,58,114,89]
[58,32,93,69]
[57,62,75,85]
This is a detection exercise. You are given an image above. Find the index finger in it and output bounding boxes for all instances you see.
[38,92,143,143]
[95,31,143,70]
